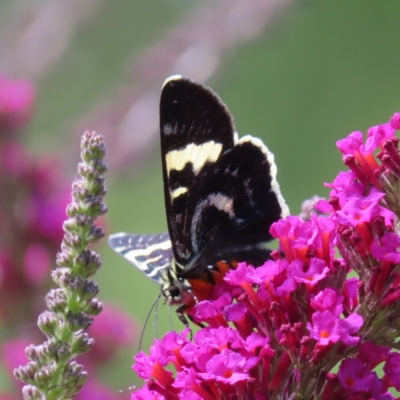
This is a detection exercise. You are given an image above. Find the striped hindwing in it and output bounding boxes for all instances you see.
[108,232,172,285]
[160,76,289,273]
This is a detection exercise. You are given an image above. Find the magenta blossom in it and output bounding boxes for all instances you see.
[0,75,35,132]
[383,352,400,391]
[1,339,30,381]
[370,233,400,263]
[338,358,389,398]
[23,243,51,284]
[310,288,344,316]
[131,113,400,399]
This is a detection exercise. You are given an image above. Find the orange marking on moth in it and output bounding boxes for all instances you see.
[212,259,240,283]
[188,278,214,301]
[186,259,240,304]
[215,260,232,274]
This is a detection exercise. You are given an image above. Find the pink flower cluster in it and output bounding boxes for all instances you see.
[132,113,400,399]
[0,75,136,400]
[0,76,69,327]
[0,75,35,132]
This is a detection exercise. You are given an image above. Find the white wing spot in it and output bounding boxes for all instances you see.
[190,193,235,252]
[171,187,188,200]
[206,193,235,217]
[166,141,223,176]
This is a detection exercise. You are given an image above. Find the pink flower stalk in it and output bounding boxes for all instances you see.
[0,76,137,399]
[132,112,400,399]
[0,78,69,347]
[0,140,70,327]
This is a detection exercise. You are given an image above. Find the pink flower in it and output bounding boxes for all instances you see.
[0,75,35,132]
[130,112,400,400]
[198,349,258,385]
[26,187,71,246]
[336,131,364,156]
[358,341,389,369]
[342,278,359,312]
[1,339,30,379]
[288,258,329,288]
[23,243,51,284]
[131,386,164,400]
[174,368,213,400]
[307,310,340,345]
[195,292,232,327]
[0,141,31,177]
[383,352,400,391]
[310,288,343,316]
[336,313,363,346]
[134,330,189,383]
[271,215,335,266]
[371,233,400,263]
[326,170,358,194]
[339,358,386,396]
[336,195,383,227]
[366,123,396,152]
[390,112,400,129]
[224,262,255,286]
[336,130,381,185]
[250,259,288,285]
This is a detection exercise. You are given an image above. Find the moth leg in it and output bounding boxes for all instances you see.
[187,312,205,329]
[176,304,190,327]
[176,304,205,340]
[176,304,192,339]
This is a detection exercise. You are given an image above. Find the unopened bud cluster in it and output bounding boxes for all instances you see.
[14,131,108,400]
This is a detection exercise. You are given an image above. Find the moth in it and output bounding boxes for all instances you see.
[108,75,289,326]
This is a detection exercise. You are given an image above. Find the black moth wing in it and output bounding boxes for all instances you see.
[160,75,289,271]
[108,232,173,285]
[160,76,236,265]
[188,135,289,269]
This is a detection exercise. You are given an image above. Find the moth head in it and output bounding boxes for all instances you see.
[162,273,194,306]
[167,284,181,303]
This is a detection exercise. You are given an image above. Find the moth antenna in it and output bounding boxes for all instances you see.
[138,292,163,352]
[153,290,162,339]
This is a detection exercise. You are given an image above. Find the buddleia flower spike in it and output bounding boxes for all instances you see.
[14,130,108,400]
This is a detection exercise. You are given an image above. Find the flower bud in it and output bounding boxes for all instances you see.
[14,362,39,383]
[70,332,94,355]
[38,311,58,335]
[22,385,45,400]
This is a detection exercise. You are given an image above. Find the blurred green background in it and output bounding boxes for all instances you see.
[1,0,400,394]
